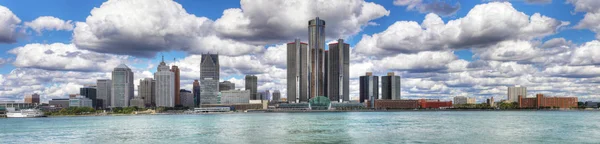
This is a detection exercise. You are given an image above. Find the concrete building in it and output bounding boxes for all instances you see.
[508,85,527,102]
[96,79,112,108]
[272,90,281,102]
[309,17,326,100]
[487,97,495,107]
[454,96,476,105]
[259,90,271,101]
[193,80,200,107]
[381,72,401,100]
[80,86,99,109]
[519,94,578,109]
[138,78,155,107]
[221,90,251,104]
[155,57,175,107]
[324,50,329,98]
[111,64,134,107]
[287,39,310,103]
[69,95,93,107]
[360,72,379,108]
[327,39,350,102]
[200,54,219,104]
[171,64,181,106]
[23,93,40,104]
[219,81,235,92]
[129,97,145,108]
[245,75,258,100]
[49,99,70,108]
[180,89,194,108]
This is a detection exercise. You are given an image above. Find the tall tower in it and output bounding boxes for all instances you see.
[327,39,350,102]
[287,39,310,103]
[111,64,134,107]
[245,75,258,100]
[139,78,156,107]
[309,17,326,99]
[96,79,112,108]
[381,72,401,100]
[171,61,181,106]
[155,56,175,107]
[193,80,200,107]
[200,54,219,104]
[360,72,379,107]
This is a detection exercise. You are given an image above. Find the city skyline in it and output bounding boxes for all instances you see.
[1,0,600,103]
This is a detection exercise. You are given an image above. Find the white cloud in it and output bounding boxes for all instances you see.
[375,51,457,72]
[0,5,22,43]
[570,40,600,65]
[393,0,461,16]
[569,0,600,39]
[24,16,74,34]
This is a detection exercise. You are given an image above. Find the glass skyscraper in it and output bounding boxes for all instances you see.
[111,64,134,107]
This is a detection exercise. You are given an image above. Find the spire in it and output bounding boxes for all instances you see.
[162,55,164,62]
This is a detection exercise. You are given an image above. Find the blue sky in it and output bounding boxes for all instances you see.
[1,0,600,102]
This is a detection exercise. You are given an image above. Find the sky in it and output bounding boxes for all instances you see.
[1,0,600,102]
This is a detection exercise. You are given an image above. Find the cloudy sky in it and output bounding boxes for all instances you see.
[0,0,599,102]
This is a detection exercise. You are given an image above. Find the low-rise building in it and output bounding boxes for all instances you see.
[585,101,599,108]
[419,99,453,109]
[130,97,145,108]
[69,96,93,107]
[180,89,195,108]
[365,100,420,109]
[0,101,37,110]
[49,99,70,108]
[518,94,578,109]
[454,96,476,105]
[221,90,250,104]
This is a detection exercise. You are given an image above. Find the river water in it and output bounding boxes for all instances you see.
[1,111,599,143]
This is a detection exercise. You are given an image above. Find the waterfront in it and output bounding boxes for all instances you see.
[1,111,600,143]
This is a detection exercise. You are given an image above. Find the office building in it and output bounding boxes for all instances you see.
[130,97,145,108]
[219,81,235,92]
[180,89,195,108]
[155,57,175,107]
[171,64,181,106]
[111,64,134,107]
[23,93,40,104]
[245,75,258,100]
[287,39,310,103]
[96,79,112,108]
[272,90,281,102]
[138,78,156,107]
[221,90,251,104]
[80,86,99,109]
[508,85,527,102]
[487,97,495,107]
[49,99,70,108]
[260,90,271,100]
[324,50,329,98]
[309,17,326,99]
[200,54,219,104]
[454,96,476,105]
[69,95,93,107]
[381,72,401,100]
[519,94,577,109]
[327,39,350,102]
[360,72,379,108]
[193,80,200,107]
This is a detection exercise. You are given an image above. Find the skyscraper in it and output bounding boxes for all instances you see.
[193,80,200,107]
[96,79,112,108]
[381,72,401,100]
[80,86,98,109]
[324,50,329,98]
[24,93,40,104]
[327,39,350,102]
[360,72,379,106]
[508,85,527,102]
[287,39,310,103]
[219,81,235,92]
[155,57,175,107]
[245,75,258,100]
[139,78,155,107]
[171,64,181,106]
[272,90,281,102]
[200,54,219,104]
[308,17,326,99]
[179,89,194,108]
[111,64,134,107]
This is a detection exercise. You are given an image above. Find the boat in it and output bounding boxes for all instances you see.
[6,109,45,118]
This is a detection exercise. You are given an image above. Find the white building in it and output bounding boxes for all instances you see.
[155,57,175,107]
[69,95,93,107]
[111,64,134,107]
[454,96,477,105]
[508,85,527,102]
[221,90,251,104]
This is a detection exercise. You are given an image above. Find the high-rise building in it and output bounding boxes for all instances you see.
[193,80,200,107]
[111,64,134,107]
[219,81,235,92]
[360,72,379,107]
[324,50,329,98]
[80,86,98,109]
[272,90,281,102]
[96,79,112,108]
[308,17,326,99]
[23,93,40,104]
[327,39,350,102]
[200,54,219,104]
[138,78,155,107]
[245,75,258,100]
[260,90,271,100]
[70,95,93,107]
[381,72,401,100]
[287,39,310,103]
[179,89,195,108]
[221,90,251,104]
[155,57,175,107]
[171,64,181,106]
[508,85,527,102]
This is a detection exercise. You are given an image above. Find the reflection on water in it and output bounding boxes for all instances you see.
[1,111,600,143]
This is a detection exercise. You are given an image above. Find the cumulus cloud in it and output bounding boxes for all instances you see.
[570,40,600,66]
[24,16,74,34]
[375,51,457,73]
[393,0,461,16]
[569,0,600,39]
[9,43,128,72]
[0,5,22,43]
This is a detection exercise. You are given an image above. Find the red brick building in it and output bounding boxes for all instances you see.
[518,94,578,109]
[419,99,453,109]
[365,100,419,109]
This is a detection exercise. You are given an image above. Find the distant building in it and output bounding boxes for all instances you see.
[221,90,251,104]
[245,75,258,100]
[23,93,40,104]
[360,72,379,108]
[80,86,99,109]
[272,90,281,102]
[155,57,175,107]
[193,80,200,107]
[111,64,134,107]
[585,101,599,108]
[365,100,419,109]
[381,72,401,100]
[519,94,577,109]
[487,97,495,107]
[49,99,70,108]
[129,97,145,108]
[287,39,310,103]
[96,79,112,108]
[454,96,476,105]
[171,64,181,106]
[327,39,350,102]
[200,53,219,105]
[0,101,37,110]
[180,89,194,108]
[139,78,156,107]
[308,17,326,100]
[508,85,527,102]
[69,95,93,107]
[259,90,271,101]
[219,81,235,92]
[419,99,452,109]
